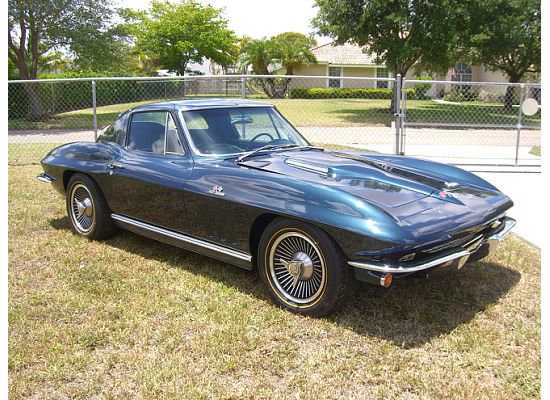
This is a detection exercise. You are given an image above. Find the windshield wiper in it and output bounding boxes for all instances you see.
[235,144,299,163]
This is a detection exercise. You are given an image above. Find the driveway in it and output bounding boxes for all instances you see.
[469,170,542,248]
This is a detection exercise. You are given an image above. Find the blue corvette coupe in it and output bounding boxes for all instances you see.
[37,99,516,316]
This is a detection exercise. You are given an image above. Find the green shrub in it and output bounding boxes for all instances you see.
[8,71,184,121]
[290,87,415,99]
[413,76,433,99]
[443,88,478,102]
[478,89,505,104]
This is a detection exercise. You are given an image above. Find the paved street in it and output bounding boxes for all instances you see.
[471,170,543,248]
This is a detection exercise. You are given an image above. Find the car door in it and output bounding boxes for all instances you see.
[103,109,193,234]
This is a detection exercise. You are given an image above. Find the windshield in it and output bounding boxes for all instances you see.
[180,106,309,155]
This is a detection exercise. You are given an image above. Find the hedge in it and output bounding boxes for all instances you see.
[290,87,416,99]
[8,71,187,120]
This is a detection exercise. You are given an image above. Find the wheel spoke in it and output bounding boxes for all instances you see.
[268,231,326,305]
[70,183,95,234]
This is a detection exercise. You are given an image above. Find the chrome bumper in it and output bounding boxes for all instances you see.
[36,173,55,183]
[348,217,517,274]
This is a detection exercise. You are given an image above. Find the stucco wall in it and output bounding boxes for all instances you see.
[291,65,383,89]
[472,66,508,83]
[291,64,327,89]
[342,67,377,88]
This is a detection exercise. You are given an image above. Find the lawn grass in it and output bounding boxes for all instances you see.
[8,164,540,399]
[530,146,541,156]
[8,143,61,165]
[9,97,541,131]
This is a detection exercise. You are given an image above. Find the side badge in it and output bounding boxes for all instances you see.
[209,185,225,197]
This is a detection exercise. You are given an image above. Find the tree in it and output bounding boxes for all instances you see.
[8,0,115,118]
[126,0,237,76]
[70,25,139,73]
[240,33,317,98]
[271,33,317,76]
[312,0,467,110]
[240,38,275,75]
[7,0,118,79]
[466,0,541,111]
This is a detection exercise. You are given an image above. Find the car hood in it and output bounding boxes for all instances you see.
[239,149,513,232]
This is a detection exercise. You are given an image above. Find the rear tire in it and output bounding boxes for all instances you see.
[258,218,354,317]
[66,173,116,240]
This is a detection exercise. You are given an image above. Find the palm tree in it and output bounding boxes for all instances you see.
[240,33,317,98]
[239,38,274,75]
[271,32,317,76]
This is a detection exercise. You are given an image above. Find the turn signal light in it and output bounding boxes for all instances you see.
[381,273,393,288]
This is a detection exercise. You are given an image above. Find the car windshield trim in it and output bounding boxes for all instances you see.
[235,145,323,163]
[235,144,300,163]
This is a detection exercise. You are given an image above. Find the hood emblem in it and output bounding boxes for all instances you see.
[209,185,225,196]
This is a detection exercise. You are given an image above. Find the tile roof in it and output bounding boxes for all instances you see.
[311,42,381,66]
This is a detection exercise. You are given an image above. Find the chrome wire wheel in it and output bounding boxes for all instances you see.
[69,183,95,234]
[268,231,327,305]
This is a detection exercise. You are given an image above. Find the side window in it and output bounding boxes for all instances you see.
[166,113,184,155]
[100,115,126,145]
[128,111,184,155]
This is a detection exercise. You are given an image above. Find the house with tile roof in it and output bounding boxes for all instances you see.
[291,42,391,90]
[292,42,509,91]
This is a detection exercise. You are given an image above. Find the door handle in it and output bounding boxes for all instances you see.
[108,162,124,169]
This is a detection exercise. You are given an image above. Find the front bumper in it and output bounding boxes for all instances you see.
[36,173,56,183]
[349,217,516,283]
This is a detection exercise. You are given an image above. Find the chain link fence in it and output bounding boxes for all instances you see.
[8,75,541,167]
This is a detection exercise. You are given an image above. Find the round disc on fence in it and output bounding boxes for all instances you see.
[522,98,539,116]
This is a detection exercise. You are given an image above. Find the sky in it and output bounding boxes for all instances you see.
[116,0,330,43]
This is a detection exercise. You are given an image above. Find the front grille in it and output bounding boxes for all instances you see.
[421,234,478,254]
[417,217,505,259]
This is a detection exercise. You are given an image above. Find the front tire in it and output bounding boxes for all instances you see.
[258,218,353,317]
[66,173,115,240]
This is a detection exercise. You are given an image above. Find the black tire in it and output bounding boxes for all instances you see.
[66,173,116,240]
[258,218,354,317]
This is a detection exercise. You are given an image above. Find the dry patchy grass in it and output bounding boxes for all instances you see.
[9,165,540,399]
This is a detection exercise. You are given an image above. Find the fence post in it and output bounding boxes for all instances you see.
[241,75,247,99]
[393,74,402,155]
[92,80,98,141]
[514,83,525,166]
[400,78,407,155]
[50,82,55,114]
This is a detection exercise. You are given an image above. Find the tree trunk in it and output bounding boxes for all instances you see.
[263,77,291,99]
[503,76,520,113]
[178,65,187,97]
[22,81,48,121]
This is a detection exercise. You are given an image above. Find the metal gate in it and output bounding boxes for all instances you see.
[395,75,541,167]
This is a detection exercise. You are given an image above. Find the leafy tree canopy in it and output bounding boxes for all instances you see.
[124,0,237,76]
[240,32,317,75]
[466,0,541,83]
[8,0,117,79]
[312,0,467,77]
[239,32,317,98]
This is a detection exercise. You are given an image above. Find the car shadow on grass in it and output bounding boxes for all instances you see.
[332,263,521,347]
[50,218,521,348]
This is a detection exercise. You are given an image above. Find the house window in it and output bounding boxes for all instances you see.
[376,68,389,89]
[452,62,473,93]
[452,62,472,82]
[328,67,342,88]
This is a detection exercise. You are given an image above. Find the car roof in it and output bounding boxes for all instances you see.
[131,98,273,112]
